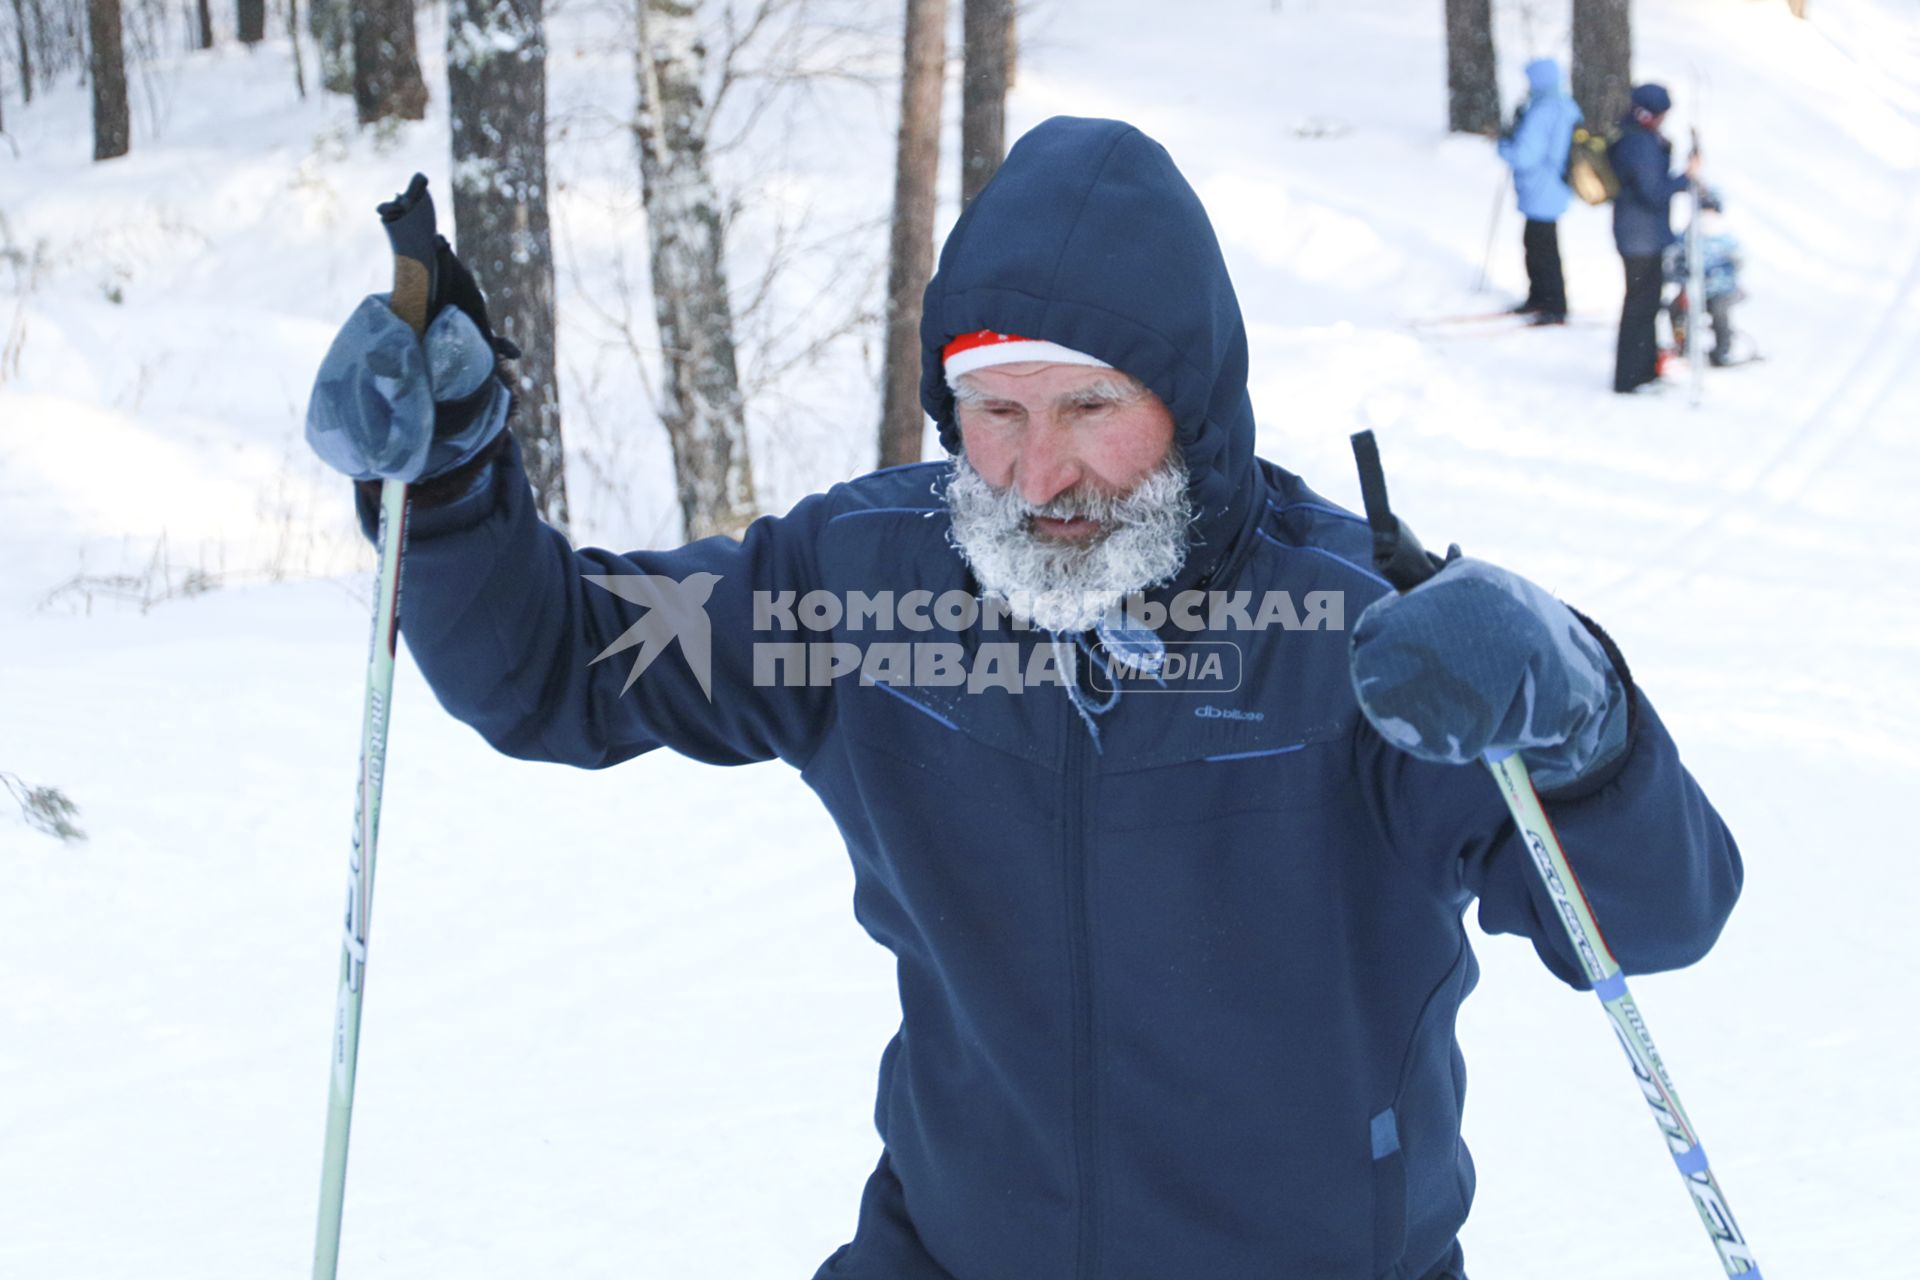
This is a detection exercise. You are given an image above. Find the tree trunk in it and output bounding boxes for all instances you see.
[1444,0,1499,135]
[1002,0,1014,90]
[9,0,29,104]
[877,0,945,470]
[289,0,309,94]
[352,0,427,124]
[310,0,352,93]
[450,0,568,533]
[1572,0,1631,133]
[195,0,211,48]
[960,0,1010,208]
[237,0,263,43]
[87,0,128,159]
[634,0,756,541]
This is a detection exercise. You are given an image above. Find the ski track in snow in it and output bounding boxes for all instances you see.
[1591,158,1920,610]
[4,1,1918,1277]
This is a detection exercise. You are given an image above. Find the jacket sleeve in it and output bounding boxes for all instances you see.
[355,432,837,770]
[1357,663,1743,986]
[1501,103,1552,179]
[1614,133,1691,208]
[1713,231,1743,275]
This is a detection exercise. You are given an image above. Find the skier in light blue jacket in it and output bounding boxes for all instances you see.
[1496,58,1584,324]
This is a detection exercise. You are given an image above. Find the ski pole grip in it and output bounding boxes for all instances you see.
[377,173,438,338]
[1349,430,1442,593]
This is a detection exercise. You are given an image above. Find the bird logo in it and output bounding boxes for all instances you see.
[582,573,723,700]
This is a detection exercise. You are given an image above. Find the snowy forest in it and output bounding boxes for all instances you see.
[3,0,1916,1276]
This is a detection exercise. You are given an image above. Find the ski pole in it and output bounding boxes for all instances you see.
[1349,431,1761,1278]
[1473,173,1505,294]
[313,173,437,1280]
[1687,126,1707,408]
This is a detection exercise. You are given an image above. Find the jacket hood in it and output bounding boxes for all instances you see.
[1525,57,1563,96]
[919,116,1259,590]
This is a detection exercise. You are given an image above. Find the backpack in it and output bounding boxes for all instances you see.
[1567,126,1620,205]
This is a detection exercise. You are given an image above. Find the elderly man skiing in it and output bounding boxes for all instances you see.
[307,117,1741,1280]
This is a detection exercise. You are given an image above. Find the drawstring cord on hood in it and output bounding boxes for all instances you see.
[1051,610,1169,753]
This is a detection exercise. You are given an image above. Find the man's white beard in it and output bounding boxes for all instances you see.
[945,449,1192,634]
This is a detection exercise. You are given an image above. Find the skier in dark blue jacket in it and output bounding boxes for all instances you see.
[1608,83,1703,392]
[1496,57,1583,323]
[306,117,1743,1280]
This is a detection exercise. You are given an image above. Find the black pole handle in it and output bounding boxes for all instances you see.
[1350,430,1446,593]
[377,174,438,337]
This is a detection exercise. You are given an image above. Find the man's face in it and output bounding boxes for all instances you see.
[945,362,1191,634]
[954,363,1178,543]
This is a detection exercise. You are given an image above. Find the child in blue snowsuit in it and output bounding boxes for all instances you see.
[1665,188,1745,366]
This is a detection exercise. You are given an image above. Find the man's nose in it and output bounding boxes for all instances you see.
[1015,413,1082,508]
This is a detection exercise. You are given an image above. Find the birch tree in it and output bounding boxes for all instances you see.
[960,0,1010,208]
[353,0,427,124]
[287,0,307,95]
[87,0,127,159]
[634,0,757,540]
[1444,0,1499,135]
[310,0,351,92]
[450,0,567,531]
[1572,0,1631,131]
[876,0,944,469]
[10,0,31,105]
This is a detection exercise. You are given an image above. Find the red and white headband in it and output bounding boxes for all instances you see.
[942,330,1111,384]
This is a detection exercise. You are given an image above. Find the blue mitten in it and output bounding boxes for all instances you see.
[1349,558,1629,791]
[305,295,509,483]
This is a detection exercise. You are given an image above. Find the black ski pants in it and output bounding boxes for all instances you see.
[1614,254,1666,392]
[1521,219,1567,318]
[1706,294,1736,362]
[1670,291,1737,363]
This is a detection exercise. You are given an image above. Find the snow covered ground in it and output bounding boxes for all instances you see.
[3,0,1917,1275]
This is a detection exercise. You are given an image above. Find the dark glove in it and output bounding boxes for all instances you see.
[1348,558,1630,791]
[304,238,516,483]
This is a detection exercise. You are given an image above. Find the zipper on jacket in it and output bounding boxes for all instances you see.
[1063,704,1099,1279]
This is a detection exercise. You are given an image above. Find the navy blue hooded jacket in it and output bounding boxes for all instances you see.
[366,118,1741,1279]
[1608,115,1692,256]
